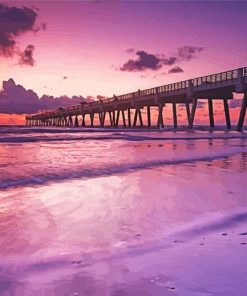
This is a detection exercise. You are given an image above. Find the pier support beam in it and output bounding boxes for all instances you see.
[102,112,106,127]
[147,106,151,127]
[68,116,73,126]
[138,109,143,127]
[121,110,126,127]
[157,104,164,128]
[98,112,102,126]
[74,115,79,127]
[189,99,197,128]
[128,109,131,127]
[172,103,178,128]
[223,99,231,130]
[237,93,247,131]
[186,103,191,126]
[133,108,138,127]
[99,112,105,127]
[81,114,86,127]
[90,113,94,127]
[108,112,113,126]
[116,110,120,127]
[112,111,116,127]
[208,99,214,128]
[133,108,143,127]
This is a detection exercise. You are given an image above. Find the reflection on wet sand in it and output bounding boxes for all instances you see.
[1,130,247,295]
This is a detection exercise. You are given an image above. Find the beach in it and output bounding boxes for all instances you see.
[0,127,247,295]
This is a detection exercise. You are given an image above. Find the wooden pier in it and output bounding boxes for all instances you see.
[26,67,247,131]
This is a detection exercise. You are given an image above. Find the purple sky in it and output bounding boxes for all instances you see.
[0,1,247,122]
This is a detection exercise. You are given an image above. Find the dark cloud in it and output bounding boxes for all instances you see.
[0,78,89,114]
[63,76,68,80]
[126,48,135,53]
[0,3,44,67]
[120,45,203,73]
[0,3,37,57]
[168,66,184,74]
[163,56,176,66]
[18,45,35,66]
[177,46,203,61]
[120,50,163,72]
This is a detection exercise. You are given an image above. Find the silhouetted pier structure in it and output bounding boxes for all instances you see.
[26,67,247,131]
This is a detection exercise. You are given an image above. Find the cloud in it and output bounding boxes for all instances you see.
[120,45,203,73]
[63,76,68,80]
[120,50,163,72]
[126,48,135,53]
[163,56,176,66]
[33,22,47,32]
[41,22,47,30]
[0,78,89,114]
[177,46,203,61]
[0,3,44,66]
[18,45,35,66]
[168,66,184,74]
[0,4,37,56]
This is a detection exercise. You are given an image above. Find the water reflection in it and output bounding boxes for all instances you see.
[1,130,247,295]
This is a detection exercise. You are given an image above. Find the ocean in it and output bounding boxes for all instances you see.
[0,126,247,296]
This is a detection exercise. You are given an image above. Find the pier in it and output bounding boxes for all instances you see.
[26,67,247,131]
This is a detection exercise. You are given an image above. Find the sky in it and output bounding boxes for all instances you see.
[0,0,247,124]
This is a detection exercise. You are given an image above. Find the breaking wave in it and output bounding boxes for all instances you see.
[0,132,247,143]
[0,145,246,190]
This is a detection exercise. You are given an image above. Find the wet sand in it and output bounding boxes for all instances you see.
[0,128,247,295]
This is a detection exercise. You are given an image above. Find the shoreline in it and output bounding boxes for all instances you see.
[0,124,247,131]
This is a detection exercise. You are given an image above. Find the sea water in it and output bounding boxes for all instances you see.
[0,126,247,295]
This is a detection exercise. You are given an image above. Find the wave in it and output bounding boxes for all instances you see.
[0,146,246,190]
[0,125,244,134]
[1,132,247,143]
